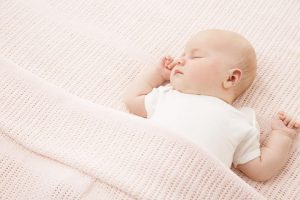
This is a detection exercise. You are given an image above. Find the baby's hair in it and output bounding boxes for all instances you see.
[200,30,257,99]
[232,39,257,100]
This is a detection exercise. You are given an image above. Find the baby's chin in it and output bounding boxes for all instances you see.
[170,80,204,95]
[169,79,186,93]
[169,80,178,89]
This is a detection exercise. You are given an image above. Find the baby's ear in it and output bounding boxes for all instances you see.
[222,68,242,89]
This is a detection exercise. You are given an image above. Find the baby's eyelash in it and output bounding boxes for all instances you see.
[180,53,203,59]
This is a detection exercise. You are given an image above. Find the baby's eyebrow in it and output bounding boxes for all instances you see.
[192,49,203,54]
[182,49,204,56]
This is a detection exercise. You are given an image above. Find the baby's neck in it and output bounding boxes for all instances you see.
[218,96,234,105]
[202,92,235,105]
[169,83,236,105]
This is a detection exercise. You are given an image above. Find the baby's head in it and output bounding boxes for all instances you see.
[170,29,257,104]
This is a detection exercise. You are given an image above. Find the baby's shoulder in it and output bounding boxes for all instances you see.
[152,83,173,93]
[238,107,259,131]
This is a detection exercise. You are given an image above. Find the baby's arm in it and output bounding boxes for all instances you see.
[236,112,299,182]
[123,56,174,117]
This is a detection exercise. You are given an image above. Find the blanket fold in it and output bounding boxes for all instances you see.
[0,58,265,199]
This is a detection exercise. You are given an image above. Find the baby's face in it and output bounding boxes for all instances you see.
[170,30,249,97]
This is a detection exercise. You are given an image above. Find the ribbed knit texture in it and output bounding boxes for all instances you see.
[0,0,299,199]
[0,58,264,199]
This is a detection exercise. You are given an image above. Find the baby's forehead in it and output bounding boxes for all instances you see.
[185,31,248,55]
[195,30,243,42]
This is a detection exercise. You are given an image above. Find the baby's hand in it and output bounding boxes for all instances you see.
[271,111,300,140]
[157,55,176,81]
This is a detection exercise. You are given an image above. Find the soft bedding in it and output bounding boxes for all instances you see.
[0,0,299,199]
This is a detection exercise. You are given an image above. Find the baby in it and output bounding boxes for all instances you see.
[123,29,299,182]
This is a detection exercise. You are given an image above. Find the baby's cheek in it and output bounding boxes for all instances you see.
[190,69,210,84]
[183,70,211,92]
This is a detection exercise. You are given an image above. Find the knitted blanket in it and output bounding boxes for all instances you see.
[0,0,299,199]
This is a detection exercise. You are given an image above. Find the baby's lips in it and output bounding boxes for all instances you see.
[174,69,184,75]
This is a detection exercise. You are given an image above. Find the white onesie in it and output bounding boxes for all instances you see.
[144,84,261,168]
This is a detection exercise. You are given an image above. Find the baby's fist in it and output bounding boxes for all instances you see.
[157,55,175,81]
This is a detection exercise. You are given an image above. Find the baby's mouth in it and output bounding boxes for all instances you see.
[174,69,184,75]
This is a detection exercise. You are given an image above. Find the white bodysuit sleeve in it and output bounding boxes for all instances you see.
[144,84,171,118]
[232,107,261,168]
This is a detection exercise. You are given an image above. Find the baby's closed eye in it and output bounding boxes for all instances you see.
[192,56,203,59]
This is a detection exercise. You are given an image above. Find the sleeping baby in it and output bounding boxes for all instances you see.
[123,29,299,182]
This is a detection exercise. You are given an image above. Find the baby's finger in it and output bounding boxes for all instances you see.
[165,57,173,65]
[167,61,177,69]
[287,120,296,128]
[283,115,292,126]
[163,56,173,66]
[278,111,285,117]
[295,122,300,129]
[278,112,285,120]
[161,57,167,66]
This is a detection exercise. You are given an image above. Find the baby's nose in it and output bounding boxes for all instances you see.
[175,58,185,66]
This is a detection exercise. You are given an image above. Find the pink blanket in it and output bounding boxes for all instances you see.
[0,0,299,199]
